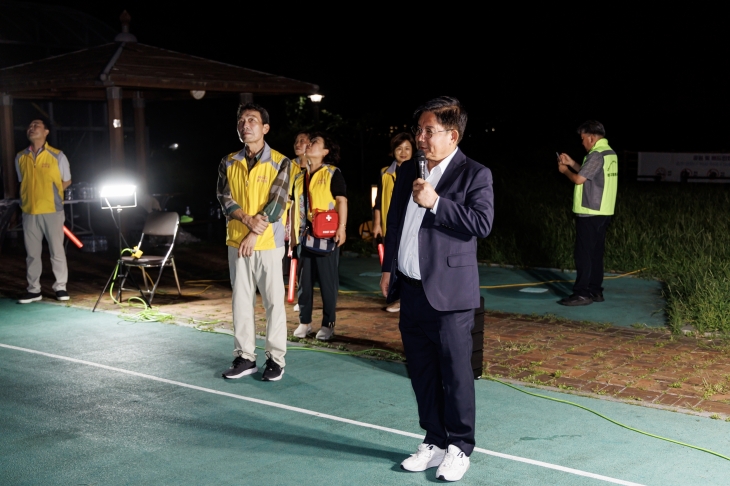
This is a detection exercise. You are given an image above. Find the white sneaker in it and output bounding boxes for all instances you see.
[293,323,311,338]
[436,445,470,481]
[400,443,446,472]
[315,324,334,341]
[293,304,300,311]
[385,301,400,313]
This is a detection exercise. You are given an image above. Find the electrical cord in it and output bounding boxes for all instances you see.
[107,292,728,461]
[488,377,730,462]
[286,268,649,295]
[108,262,726,460]
[192,324,403,360]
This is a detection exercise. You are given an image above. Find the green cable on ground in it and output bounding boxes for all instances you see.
[131,312,730,461]
[488,377,730,462]
[191,325,404,360]
[258,344,403,360]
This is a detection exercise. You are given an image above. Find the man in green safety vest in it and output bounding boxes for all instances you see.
[557,120,617,306]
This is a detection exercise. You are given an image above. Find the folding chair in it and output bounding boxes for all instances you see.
[119,211,182,305]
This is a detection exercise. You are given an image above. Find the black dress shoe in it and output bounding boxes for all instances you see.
[558,294,593,306]
[590,292,604,303]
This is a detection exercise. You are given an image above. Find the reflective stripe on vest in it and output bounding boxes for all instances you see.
[17,143,65,214]
[573,139,618,216]
[225,146,286,250]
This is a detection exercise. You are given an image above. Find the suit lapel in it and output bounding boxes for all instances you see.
[434,148,467,195]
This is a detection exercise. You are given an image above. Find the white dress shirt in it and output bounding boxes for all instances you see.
[398,147,458,279]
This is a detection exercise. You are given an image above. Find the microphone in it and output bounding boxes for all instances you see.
[416,150,427,180]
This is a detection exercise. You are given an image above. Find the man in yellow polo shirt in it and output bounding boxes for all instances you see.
[217,103,291,382]
[15,119,72,304]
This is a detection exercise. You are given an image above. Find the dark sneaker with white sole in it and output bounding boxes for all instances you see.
[18,292,42,304]
[590,292,605,303]
[261,352,284,382]
[55,290,70,301]
[558,294,593,306]
[222,356,257,379]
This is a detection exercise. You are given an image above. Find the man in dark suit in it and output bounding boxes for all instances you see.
[380,97,494,482]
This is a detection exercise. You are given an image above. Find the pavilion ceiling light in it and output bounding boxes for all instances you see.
[190,90,206,100]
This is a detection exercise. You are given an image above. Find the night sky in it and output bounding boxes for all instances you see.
[13,3,730,194]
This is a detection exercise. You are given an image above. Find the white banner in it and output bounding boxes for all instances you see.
[637,152,730,182]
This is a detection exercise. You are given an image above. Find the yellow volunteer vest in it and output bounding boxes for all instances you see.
[16,143,65,214]
[225,146,287,250]
[573,138,618,216]
[379,161,397,236]
[307,164,338,221]
[290,164,338,244]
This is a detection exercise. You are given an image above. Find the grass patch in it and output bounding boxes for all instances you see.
[631,323,650,329]
[497,341,537,353]
[477,175,730,334]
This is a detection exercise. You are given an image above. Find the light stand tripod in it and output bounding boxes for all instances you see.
[93,189,149,312]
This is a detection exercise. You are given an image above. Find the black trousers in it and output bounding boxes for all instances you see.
[573,215,611,297]
[297,246,339,326]
[399,280,476,456]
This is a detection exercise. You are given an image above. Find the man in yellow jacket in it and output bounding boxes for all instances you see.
[217,103,291,382]
[15,119,72,304]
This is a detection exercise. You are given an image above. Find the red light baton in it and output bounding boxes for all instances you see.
[287,253,298,303]
[376,236,384,266]
[63,225,84,248]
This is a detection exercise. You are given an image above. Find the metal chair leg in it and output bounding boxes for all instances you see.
[171,258,182,296]
[150,265,167,306]
[141,268,150,293]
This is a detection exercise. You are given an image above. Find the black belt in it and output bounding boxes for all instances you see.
[397,270,423,288]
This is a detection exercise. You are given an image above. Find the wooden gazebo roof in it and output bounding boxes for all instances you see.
[0,41,319,100]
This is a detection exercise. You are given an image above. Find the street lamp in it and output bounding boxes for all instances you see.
[308,93,324,123]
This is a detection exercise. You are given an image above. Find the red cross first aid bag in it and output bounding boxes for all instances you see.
[311,209,339,239]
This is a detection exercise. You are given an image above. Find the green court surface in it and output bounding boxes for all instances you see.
[1,299,727,485]
[339,256,666,328]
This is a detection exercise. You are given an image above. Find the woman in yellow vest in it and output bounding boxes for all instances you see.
[292,132,348,341]
[372,132,415,313]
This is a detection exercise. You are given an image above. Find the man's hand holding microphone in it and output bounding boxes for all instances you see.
[413,150,438,209]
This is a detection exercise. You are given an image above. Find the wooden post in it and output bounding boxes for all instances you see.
[0,93,16,199]
[132,91,147,192]
[106,86,124,168]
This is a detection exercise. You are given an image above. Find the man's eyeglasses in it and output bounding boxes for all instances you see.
[411,126,452,139]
